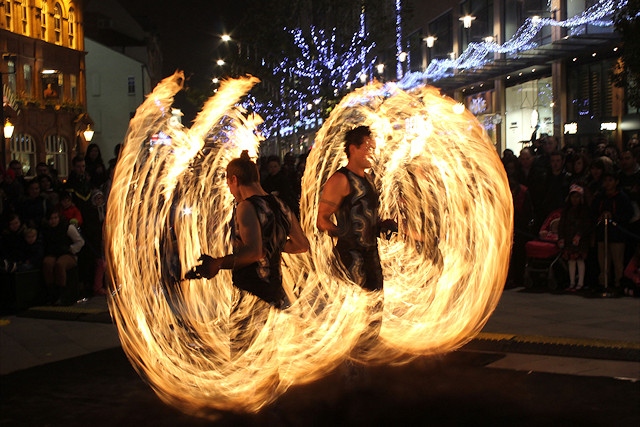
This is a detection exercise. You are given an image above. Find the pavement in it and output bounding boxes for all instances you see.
[1,286,639,426]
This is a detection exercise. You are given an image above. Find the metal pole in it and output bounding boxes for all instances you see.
[604,217,608,290]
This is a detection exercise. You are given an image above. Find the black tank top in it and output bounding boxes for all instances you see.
[231,194,292,308]
[334,167,379,250]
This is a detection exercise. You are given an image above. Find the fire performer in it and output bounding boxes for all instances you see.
[187,151,309,309]
[317,125,396,292]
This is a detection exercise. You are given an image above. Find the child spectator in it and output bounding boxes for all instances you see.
[558,185,593,291]
[58,191,83,227]
[16,227,44,272]
[41,210,85,305]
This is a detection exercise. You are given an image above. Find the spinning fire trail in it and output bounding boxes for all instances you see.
[105,71,513,418]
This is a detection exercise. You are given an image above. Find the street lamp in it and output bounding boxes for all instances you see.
[422,36,437,72]
[4,118,14,139]
[459,15,476,29]
[424,36,437,48]
[83,124,94,142]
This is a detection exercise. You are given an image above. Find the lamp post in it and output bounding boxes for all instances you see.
[3,117,15,170]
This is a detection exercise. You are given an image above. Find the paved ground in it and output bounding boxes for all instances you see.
[1,287,639,426]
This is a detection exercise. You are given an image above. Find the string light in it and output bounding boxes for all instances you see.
[402,0,623,87]
[254,8,376,140]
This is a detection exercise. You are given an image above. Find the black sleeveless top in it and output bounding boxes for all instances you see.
[231,194,293,308]
[334,167,379,250]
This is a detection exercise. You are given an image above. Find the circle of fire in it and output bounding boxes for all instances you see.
[105,72,513,417]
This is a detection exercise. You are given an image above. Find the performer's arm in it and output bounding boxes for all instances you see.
[284,214,310,254]
[198,201,263,278]
[317,172,349,237]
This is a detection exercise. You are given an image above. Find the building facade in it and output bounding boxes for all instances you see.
[395,0,636,154]
[1,0,91,179]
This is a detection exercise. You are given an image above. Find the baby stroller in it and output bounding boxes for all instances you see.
[523,209,567,290]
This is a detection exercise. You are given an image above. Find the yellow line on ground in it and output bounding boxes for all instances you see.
[475,332,640,350]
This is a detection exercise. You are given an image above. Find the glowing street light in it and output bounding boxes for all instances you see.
[459,15,476,29]
[4,119,15,139]
[424,36,437,48]
[216,59,226,66]
[221,34,231,42]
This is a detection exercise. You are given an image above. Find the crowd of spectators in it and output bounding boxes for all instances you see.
[0,143,119,307]
[2,134,637,309]
[503,133,640,296]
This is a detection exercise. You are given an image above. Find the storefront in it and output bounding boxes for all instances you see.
[503,77,553,154]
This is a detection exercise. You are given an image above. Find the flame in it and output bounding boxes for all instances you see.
[105,73,512,418]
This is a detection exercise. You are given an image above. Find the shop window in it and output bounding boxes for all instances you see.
[10,134,36,177]
[45,135,68,178]
[504,77,553,153]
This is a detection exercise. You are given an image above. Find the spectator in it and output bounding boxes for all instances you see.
[262,155,299,217]
[17,179,51,229]
[65,156,92,217]
[0,213,25,273]
[84,143,108,190]
[518,147,536,189]
[2,167,23,211]
[568,152,590,187]
[58,191,83,227]
[538,151,572,229]
[82,190,108,296]
[41,210,85,305]
[585,157,613,207]
[557,185,593,291]
[7,159,26,190]
[38,174,59,208]
[592,171,634,291]
[505,162,535,288]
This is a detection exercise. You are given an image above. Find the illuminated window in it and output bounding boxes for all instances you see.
[53,2,62,45]
[6,59,16,93]
[68,8,75,48]
[23,64,32,97]
[70,74,77,101]
[10,134,37,177]
[45,135,68,178]
[4,0,12,31]
[40,1,47,41]
[18,1,28,34]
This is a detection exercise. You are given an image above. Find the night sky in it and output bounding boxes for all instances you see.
[119,0,249,121]
[121,1,247,82]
